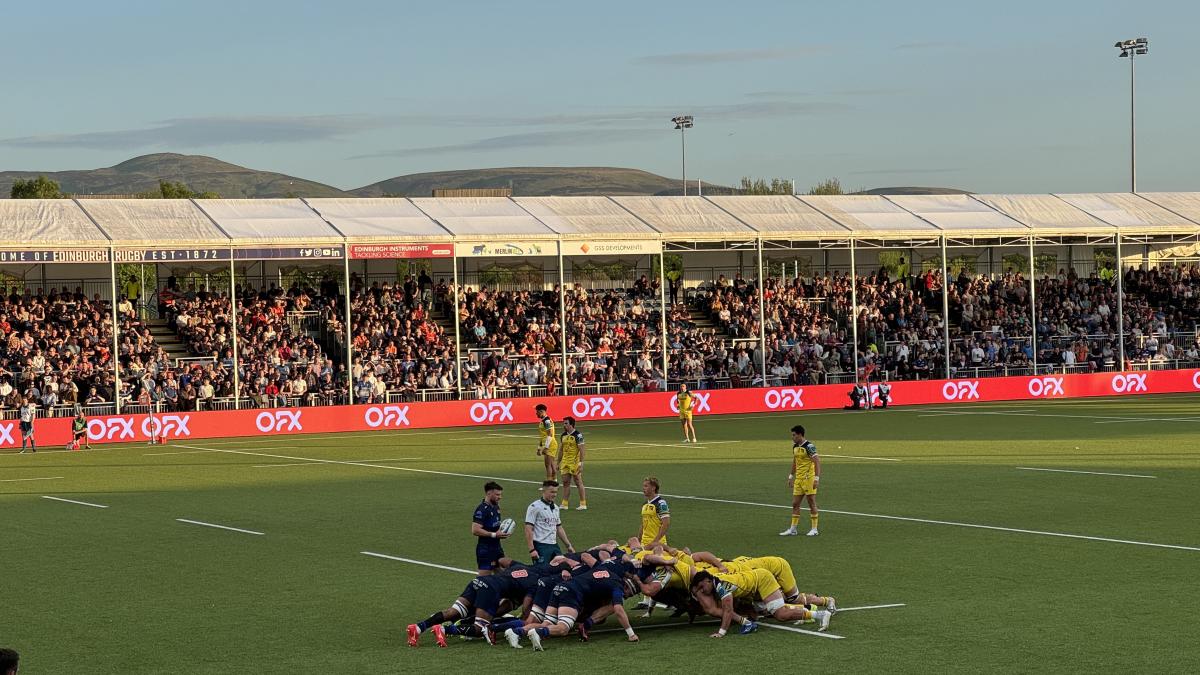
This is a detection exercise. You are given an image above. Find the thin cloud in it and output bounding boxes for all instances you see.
[744,90,812,99]
[389,100,851,128]
[829,88,906,97]
[893,41,955,51]
[633,46,825,66]
[0,115,386,150]
[850,167,965,175]
[350,128,663,160]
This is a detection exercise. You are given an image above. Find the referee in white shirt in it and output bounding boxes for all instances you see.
[525,480,574,565]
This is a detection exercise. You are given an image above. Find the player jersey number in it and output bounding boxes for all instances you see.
[592,570,611,579]
[511,569,529,578]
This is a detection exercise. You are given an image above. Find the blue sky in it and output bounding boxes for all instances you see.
[1,0,1196,192]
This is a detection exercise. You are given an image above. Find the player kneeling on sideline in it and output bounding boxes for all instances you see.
[690,569,832,636]
[506,557,640,649]
[69,409,91,450]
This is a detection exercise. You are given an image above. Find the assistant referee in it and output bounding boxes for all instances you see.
[524,480,574,565]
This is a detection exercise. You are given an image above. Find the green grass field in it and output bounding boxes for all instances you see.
[4,395,1200,674]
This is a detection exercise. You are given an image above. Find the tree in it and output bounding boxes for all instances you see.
[738,177,793,195]
[807,178,844,195]
[140,180,219,199]
[10,175,64,199]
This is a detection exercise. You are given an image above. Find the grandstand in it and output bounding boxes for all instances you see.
[2,192,1199,420]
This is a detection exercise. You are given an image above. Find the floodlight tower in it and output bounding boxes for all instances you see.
[1114,37,1148,192]
[672,115,694,195]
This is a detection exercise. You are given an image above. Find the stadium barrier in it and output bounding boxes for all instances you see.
[6,368,1199,448]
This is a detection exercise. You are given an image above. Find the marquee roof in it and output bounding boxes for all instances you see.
[0,194,1196,251]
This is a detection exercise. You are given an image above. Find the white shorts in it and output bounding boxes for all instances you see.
[756,597,785,615]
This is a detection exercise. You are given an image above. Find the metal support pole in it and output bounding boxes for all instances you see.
[756,239,767,385]
[343,253,354,405]
[940,236,951,378]
[109,247,122,414]
[558,246,568,396]
[849,239,859,382]
[1130,54,1136,193]
[680,128,687,196]
[1029,237,1038,374]
[230,252,240,409]
[451,254,463,400]
[1116,234,1126,370]
[658,251,669,387]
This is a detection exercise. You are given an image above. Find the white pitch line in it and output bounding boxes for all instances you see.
[759,622,843,639]
[832,603,906,612]
[42,495,108,508]
[176,518,264,536]
[254,457,421,468]
[625,441,692,449]
[361,551,475,574]
[0,476,64,482]
[691,441,741,445]
[172,444,1200,553]
[919,409,1200,424]
[823,454,902,462]
[144,449,217,456]
[1016,467,1156,479]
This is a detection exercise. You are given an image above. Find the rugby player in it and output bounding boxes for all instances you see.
[780,424,821,536]
[556,417,588,510]
[534,404,558,480]
[506,556,640,649]
[471,481,509,575]
[690,569,833,635]
[676,384,697,443]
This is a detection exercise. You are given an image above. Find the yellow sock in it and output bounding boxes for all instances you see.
[810,513,819,530]
[561,499,569,508]
[786,604,814,621]
[580,500,587,506]
[790,515,800,528]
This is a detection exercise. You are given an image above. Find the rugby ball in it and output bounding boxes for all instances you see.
[499,518,516,536]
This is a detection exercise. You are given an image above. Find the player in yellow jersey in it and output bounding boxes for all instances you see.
[780,424,821,537]
[637,476,671,548]
[534,404,558,480]
[676,384,697,443]
[556,416,588,510]
[690,552,836,611]
[690,569,832,635]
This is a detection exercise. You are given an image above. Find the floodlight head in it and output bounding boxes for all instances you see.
[1118,51,1129,57]
[1136,37,1148,44]
[671,115,694,129]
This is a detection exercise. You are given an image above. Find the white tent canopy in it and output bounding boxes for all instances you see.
[800,195,940,236]
[304,198,449,240]
[0,194,1197,250]
[80,199,226,247]
[610,196,754,237]
[513,196,656,236]
[0,199,107,246]
[195,199,343,244]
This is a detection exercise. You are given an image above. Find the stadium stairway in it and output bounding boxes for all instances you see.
[145,319,191,362]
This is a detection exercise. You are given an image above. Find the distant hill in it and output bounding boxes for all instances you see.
[0,153,969,199]
[0,153,350,198]
[856,186,971,196]
[352,166,710,197]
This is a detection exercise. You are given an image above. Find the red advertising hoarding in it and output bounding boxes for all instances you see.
[5,369,1198,449]
[348,244,454,259]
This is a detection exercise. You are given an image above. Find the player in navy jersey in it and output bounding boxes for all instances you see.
[471,481,509,575]
[505,557,639,649]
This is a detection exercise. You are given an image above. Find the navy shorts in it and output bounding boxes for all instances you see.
[532,577,556,610]
[459,577,487,606]
[472,577,504,617]
[476,545,504,571]
[20,421,33,435]
[549,583,583,612]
